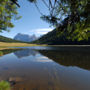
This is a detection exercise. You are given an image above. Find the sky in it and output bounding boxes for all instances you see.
[0,0,53,38]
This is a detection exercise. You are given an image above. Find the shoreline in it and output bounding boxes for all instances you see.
[47,45,90,47]
[0,42,90,50]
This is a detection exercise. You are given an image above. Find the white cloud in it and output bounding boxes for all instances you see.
[29,28,53,36]
[36,56,53,62]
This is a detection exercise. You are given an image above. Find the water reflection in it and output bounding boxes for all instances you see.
[38,50,90,70]
[0,48,90,70]
[12,48,90,71]
[14,49,38,58]
[0,49,21,56]
[0,47,90,90]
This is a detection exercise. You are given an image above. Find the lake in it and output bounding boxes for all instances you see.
[0,46,90,90]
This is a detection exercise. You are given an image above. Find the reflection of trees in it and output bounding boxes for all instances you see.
[0,49,21,56]
[14,49,38,58]
[38,49,90,70]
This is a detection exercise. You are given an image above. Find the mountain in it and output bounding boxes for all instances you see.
[33,29,90,45]
[14,33,37,42]
[0,35,22,43]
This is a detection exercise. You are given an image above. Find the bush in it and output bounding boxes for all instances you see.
[0,51,3,56]
[0,81,11,90]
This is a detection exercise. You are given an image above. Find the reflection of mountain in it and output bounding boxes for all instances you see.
[38,49,90,70]
[14,49,38,58]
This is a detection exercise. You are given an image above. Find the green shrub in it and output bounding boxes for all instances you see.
[0,51,3,56]
[0,81,11,90]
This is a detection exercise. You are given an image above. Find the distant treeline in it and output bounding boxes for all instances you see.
[33,29,90,45]
[0,35,23,43]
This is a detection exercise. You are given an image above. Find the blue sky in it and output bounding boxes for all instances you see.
[0,0,53,38]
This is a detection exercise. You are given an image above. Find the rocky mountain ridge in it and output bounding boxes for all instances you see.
[14,33,37,42]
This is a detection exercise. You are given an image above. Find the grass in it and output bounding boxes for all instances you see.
[0,42,37,47]
[0,42,47,50]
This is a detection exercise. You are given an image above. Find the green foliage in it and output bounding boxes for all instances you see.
[33,28,90,45]
[0,51,3,56]
[29,0,90,41]
[0,35,23,42]
[0,81,11,90]
[0,0,20,32]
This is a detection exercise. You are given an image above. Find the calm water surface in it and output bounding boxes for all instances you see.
[0,46,90,90]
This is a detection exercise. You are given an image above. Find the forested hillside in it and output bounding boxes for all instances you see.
[33,29,90,45]
[0,35,22,43]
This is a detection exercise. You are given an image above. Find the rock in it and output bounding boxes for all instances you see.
[14,33,37,42]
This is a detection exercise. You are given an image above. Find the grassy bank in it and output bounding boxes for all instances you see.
[0,42,47,50]
[1,42,89,50]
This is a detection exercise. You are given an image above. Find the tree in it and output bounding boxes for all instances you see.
[0,0,89,41]
[29,0,90,41]
[0,0,20,32]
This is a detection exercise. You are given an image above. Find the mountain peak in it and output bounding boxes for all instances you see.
[14,33,37,42]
